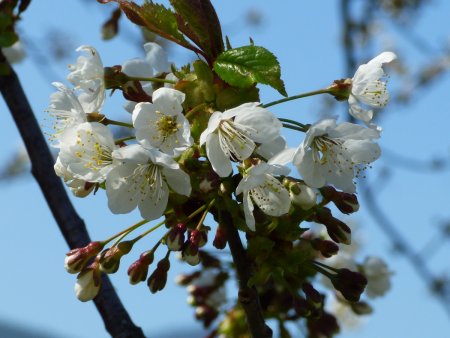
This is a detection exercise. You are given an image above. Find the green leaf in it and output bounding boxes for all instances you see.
[169,0,224,62]
[214,45,287,96]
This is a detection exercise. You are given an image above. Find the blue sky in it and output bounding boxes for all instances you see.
[1,1,450,337]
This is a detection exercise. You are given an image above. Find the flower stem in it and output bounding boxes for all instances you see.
[131,219,166,243]
[115,135,136,144]
[127,76,176,85]
[103,118,133,128]
[282,123,307,133]
[196,198,216,230]
[262,88,331,108]
[185,102,208,120]
[102,219,150,246]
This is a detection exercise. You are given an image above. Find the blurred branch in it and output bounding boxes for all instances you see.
[381,148,449,173]
[0,51,145,338]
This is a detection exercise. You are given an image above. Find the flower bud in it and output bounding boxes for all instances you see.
[288,181,316,210]
[195,305,219,327]
[147,257,170,293]
[213,223,227,250]
[315,208,351,245]
[127,250,154,285]
[99,241,133,274]
[350,301,373,315]
[293,297,311,318]
[302,283,323,309]
[320,186,359,214]
[74,260,101,302]
[166,223,186,251]
[307,312,340,338]
[331,268,367,302]
[311,238,339,258]
[65,241,103,274]
[182,250,201,266]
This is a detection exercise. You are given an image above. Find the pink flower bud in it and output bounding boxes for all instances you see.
[166,223,186,251]
[213,223,227,250]
[65,242,103,274]
[127,250,154,285]
[100,241,133,274]
[147,257,170,293]
[331,268,367,302]
[74,260,101,302]
[320,186,359,214]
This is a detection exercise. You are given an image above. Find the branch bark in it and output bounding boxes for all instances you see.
[218,209,272,338]
[0,51,146,338]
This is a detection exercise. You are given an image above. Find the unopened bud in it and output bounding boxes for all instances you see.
[288,181,316,210]
[320,186,359,214]
[127,250,154,285]
[315,208,351,245]
[331,268,367,302]
[350,301,373,315]
[213,223,227,250]
[101,8,121,40]
[166,223,186,251]
[182,250,201,266]
[74,259,101,302]
[65,241,103,274]
[302,283,323,309]
[311,238,339,258]
[195,305,219,327]
[147,257,170,293]
[100,241,133,274]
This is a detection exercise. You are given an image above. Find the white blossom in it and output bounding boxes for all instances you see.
[362,256,392,298]
[54,157,94,197]
[58,122,117,183]
[235,149,294,230]
[349,51,397,123]
[106,144,191,220]
[74,269,101,302]
[293,118,381,193]
[67,45,105,114]
[47,82,87,147]
[132,87,192,155]
[200,102,282,177]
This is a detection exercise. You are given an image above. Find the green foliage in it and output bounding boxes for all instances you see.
[170,0,224,62]
[214,45,287,96]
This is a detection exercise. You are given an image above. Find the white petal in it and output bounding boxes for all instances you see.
[268,148,295,166]
[122,58,154,78]
[199,112,222,145]
[112,144,149,164]
[234,106,282,143]
[206,133,232,177]
[106,163,141,214]
[163,167,192,196]
[293,147,326,189]
[345,139,381,164]
[243,192,256,231]
[138,181,169,220]
[251,175,291,217]
[144,42,170,73]
[256,136,286,160]
[152,87,185,115]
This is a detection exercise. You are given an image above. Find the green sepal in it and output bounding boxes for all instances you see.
[214,45,287,96]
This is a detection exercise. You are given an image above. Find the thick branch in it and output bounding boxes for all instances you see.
[218,209,272,338]
[0,51,145,338]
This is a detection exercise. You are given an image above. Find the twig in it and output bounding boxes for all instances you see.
[217,208,273,338]
[0,51,146,338]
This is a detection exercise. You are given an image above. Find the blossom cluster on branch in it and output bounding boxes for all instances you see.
[49,1,396,336]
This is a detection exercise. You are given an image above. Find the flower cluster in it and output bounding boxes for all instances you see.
[51,23,395,335]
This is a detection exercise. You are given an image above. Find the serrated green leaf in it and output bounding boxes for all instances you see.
[214,45,287,96]
[170,0,224,61]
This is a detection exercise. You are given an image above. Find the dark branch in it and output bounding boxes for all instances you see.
[0,51,146,338]
[218,209,272,338]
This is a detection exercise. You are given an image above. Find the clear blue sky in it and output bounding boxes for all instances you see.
[1,1,450,337]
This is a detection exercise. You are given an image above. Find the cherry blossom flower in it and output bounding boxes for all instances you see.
[235,149,294,230]
[74,266,101,302]
[349,51,397,123]
[67,45,105,114]
[361,256,391,298]
[57,122,117,183]
[106,144,191,220]
[47,82,87,147]
[199,102,282,177]
[132,87,192,155]
[293,118,380,193]
[122,42,172,113]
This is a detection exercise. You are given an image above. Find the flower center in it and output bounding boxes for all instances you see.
[311,135,346,166]
[74,129,113,171]
[156,113,180,140]
[218,120,255,161]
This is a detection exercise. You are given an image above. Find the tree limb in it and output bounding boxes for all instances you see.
[217,208,273,338]
[0,51,146,338]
